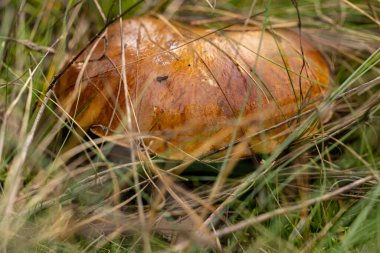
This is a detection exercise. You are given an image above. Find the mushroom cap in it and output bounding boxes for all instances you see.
[55,16,330,159]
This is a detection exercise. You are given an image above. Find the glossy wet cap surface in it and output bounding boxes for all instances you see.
[55,16,330,159]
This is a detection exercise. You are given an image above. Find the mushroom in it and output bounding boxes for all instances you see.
[54,16,330,160]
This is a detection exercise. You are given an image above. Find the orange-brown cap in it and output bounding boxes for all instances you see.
[54,16,330,159]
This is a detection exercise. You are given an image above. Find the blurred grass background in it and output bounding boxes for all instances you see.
[0,0,379,252]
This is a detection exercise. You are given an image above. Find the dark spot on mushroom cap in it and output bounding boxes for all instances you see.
[156,75,168,83]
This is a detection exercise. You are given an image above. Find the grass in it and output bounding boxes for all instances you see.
[0,0,380,252]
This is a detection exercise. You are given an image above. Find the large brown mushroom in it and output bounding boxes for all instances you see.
[54,16,330,159]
